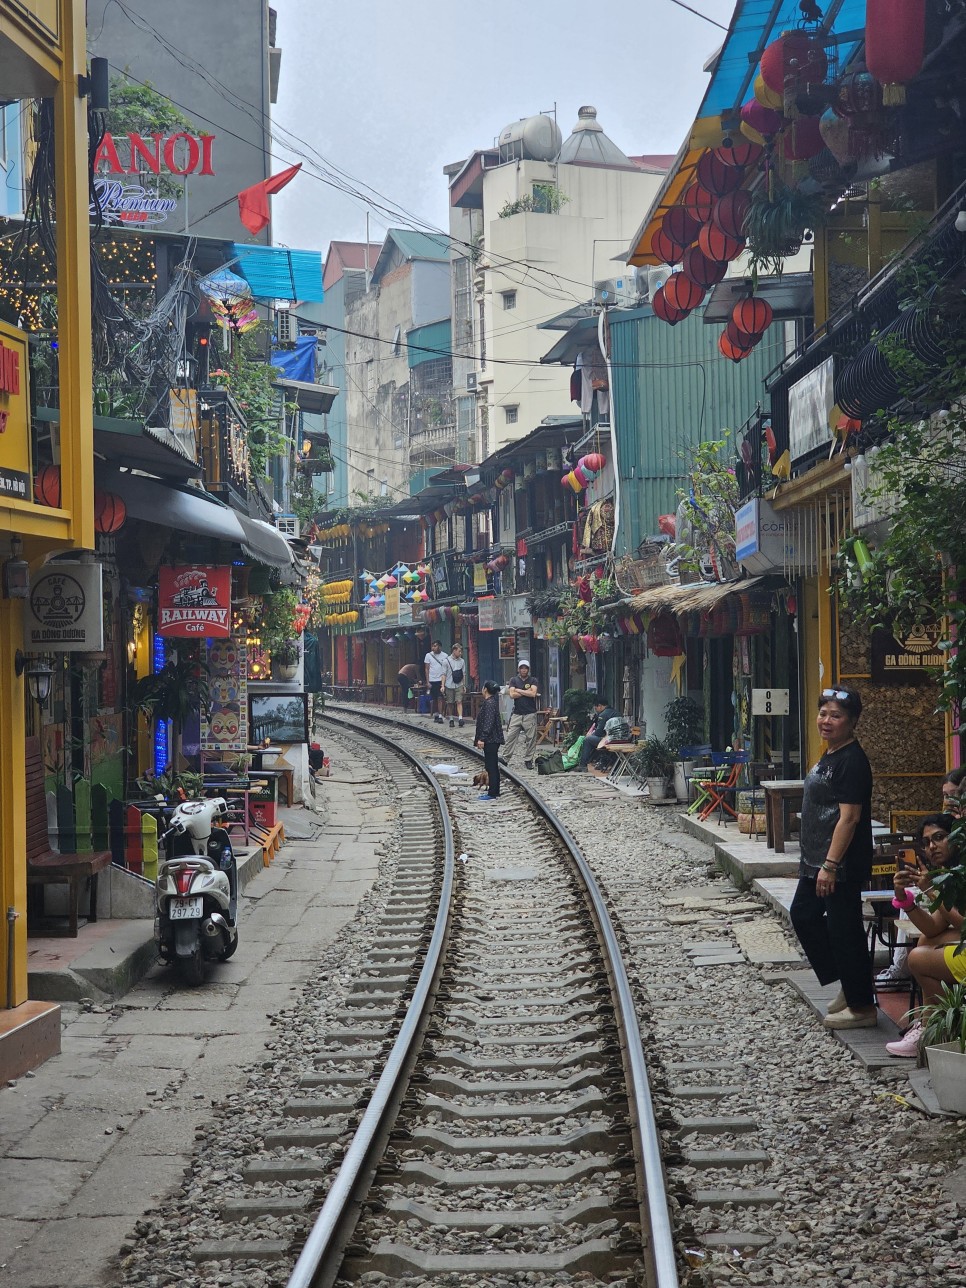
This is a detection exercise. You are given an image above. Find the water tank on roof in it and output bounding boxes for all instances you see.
[498,114,562,163]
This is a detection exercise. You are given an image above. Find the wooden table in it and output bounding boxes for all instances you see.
[763,779,805,853]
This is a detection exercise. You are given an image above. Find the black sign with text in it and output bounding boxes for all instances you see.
[870,624,944,685]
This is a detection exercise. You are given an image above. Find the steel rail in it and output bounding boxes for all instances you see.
[324,703,681,1288]
[285,719,455,1288]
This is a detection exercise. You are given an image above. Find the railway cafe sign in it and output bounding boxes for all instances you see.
[0,321,30,501]
[92,131,216,226]
[158,565,231,638]
[24,564,104,651]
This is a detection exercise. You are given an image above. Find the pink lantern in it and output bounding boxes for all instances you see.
[582,452,606,473]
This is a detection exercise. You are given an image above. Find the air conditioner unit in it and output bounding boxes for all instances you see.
[594,276,636,307]
[275,514,300,538]
[646,265,672,300]
[466,372,478,391]
[276,309,298,347]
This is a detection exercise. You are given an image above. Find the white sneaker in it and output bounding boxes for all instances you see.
[875,960,911,987]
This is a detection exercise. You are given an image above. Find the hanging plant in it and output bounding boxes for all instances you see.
[744,182,828,275]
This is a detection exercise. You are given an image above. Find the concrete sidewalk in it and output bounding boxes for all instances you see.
[0,774,387,1288]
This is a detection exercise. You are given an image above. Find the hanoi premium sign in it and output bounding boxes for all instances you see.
[24,563,104,650]
[158,565,231,638]
[0,321,31,502]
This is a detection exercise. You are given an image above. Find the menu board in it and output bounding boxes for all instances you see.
[202,637,249,751]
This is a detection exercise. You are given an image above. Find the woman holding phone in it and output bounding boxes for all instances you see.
[790,686,877,1030]
[886,813,966,1056]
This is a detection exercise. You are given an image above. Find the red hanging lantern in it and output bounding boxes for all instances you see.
[34,464,61,508]
[865,0,926,105]
[650,284,688,326]
[713,139,763,169]
[681,246,727,290]
[778,115,824,162]
[695,150,743,197]
[664,271,705,314]
[718,331,753,363]
[711,189,751,240]
[726,318,761,349]
[698,222,745,262]
[732,296,773,335]
[759,31,828,96]
[650,227,684,266]
[94,489,127,534]
[681,183,714,224]
[740,98,784,143]
[661,206,699,249]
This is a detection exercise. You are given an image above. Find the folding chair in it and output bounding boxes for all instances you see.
[697,751,750,824]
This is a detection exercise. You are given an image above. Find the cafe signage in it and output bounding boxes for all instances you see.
[92,132,216,225]
[158,565,231,638]
[870,623,944,685]
[24,563,104,651]
[0,321,31,501]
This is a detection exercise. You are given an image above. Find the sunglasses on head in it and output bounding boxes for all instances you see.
[821,688,851,702]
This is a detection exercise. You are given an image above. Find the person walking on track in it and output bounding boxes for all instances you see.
[424,640,449,723]
[500,658,540,770]
[445,642,466,728]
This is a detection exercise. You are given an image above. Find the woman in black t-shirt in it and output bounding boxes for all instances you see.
[790,686,877,1030]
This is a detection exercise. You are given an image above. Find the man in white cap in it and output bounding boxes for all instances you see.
[500,658,540,770]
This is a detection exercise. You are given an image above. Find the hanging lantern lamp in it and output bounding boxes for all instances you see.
[661,206,700,249]
[778,115,824,162]
[698,223,745,263]
[94,490,127,534]
[664,271,705,314]
[865,0,926,105]
[759,31,828,97]
[740,98,784,143]
[718,331,753,363]
[650,284,688,326]
[695,150,744,197]
[681,246,728,290]
[34,464,61,508]
[754,72,784,110]
[681,183,715,224]
[713,139,763,169]
[733,296,774,335]
[726,318,761,350]
[711,189,752,240]
[650,227,684,266]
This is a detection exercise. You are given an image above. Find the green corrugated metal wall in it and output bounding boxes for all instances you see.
[609,305,784,554]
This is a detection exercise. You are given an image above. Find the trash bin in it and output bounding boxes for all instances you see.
[417,693,432,715]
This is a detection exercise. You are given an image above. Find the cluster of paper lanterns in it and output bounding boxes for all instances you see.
[321,579,353,607]
[315,522,351,544]
[561,452,606,493]
[360,562,431,608]
[323,609,360,628]
[293,602,312,634]
[718,294,775,363]
[33,466,127,534]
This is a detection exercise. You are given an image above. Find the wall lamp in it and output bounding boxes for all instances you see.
[15,652,55,708]
[2,535,29,599]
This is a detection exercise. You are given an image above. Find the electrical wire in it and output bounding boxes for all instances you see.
[665,0,729,30]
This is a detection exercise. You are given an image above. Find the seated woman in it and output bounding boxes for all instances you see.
[886,812,965,1056]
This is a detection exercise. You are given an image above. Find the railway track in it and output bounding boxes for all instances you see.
[284,707,678,1288]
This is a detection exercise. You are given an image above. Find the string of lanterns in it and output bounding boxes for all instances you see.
[360,561,432,607]
[561,452,606,493]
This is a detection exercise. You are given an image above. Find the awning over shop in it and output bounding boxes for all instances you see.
[626,576,763,616]
[539,315,600,365]
[231,243,324,302]
[105,472,295,570]
[235,512,295,569]
[38,407,200,481]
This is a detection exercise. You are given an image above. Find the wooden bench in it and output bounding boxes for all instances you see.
[26,737,112,937]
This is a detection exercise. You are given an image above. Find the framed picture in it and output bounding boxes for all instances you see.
[499,634,516,660]
[249,692,309,744]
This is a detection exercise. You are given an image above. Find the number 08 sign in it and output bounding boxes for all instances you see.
[752,688,790,716]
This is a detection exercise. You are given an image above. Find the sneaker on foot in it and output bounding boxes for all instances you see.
[886,1021,923,1057]
[876,961,911,987]
[477,793,497,801]
[458,719,464,727]
[524,760,534,769]
[826,988,848,1015]
[823,1005,878,1030]
[449,719,455,727]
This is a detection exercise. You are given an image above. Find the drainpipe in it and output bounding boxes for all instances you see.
[598,307,621,554]
[6,907,17,1009]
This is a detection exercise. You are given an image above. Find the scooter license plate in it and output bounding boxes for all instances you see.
[169,896,203,920]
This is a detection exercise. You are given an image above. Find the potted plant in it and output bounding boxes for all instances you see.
[272,638,300,681]
[631,737,676,802]
[131,654,210,772]
[922,979,966,1114]
[664,696,705,802]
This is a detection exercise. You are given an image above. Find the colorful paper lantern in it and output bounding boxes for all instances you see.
[740,98,784,143]
[650,227,684,266]
[732,296,773,336]
[754,72,783,110]
[718,331,753,363]
[664,271,705,314]
[711,189,751,240]
[682,246,728,290]
[661,206,699,249]
[713,139,762,169]
[34,463,61,508]
[698,223,746,263]
[681,183,715,224]
[650,284,688,326]
[94,489,126,534]
[726,318,761,350]
[778,115,824,162]
[759,31,828,97]
[696,150,743,197]
[581,452,606,473]
[865,0,925,104]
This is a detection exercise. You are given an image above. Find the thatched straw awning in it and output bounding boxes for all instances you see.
[625,577,763,618]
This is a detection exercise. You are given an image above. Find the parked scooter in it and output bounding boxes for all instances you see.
[154,795,238,985]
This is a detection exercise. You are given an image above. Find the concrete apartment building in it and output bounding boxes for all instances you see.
[447,107,670,456]
[343,230,450,500]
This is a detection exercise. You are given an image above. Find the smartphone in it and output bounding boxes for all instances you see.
[896,848,919,871]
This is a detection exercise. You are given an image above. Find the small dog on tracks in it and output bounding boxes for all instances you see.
[472,770,489,789]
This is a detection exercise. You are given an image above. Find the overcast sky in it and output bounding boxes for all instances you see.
[270,0,736,253]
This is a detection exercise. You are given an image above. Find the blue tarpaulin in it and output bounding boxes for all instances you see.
[231,243,325,302]
[271,335,318,383]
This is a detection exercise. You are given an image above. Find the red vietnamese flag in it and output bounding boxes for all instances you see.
[236,162,302,235]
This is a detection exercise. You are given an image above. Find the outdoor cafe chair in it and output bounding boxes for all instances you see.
[696,750,751,824]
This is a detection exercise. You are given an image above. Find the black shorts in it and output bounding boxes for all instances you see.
[429,680,443,698]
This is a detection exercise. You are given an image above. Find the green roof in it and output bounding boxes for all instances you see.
[386,229,451,262]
